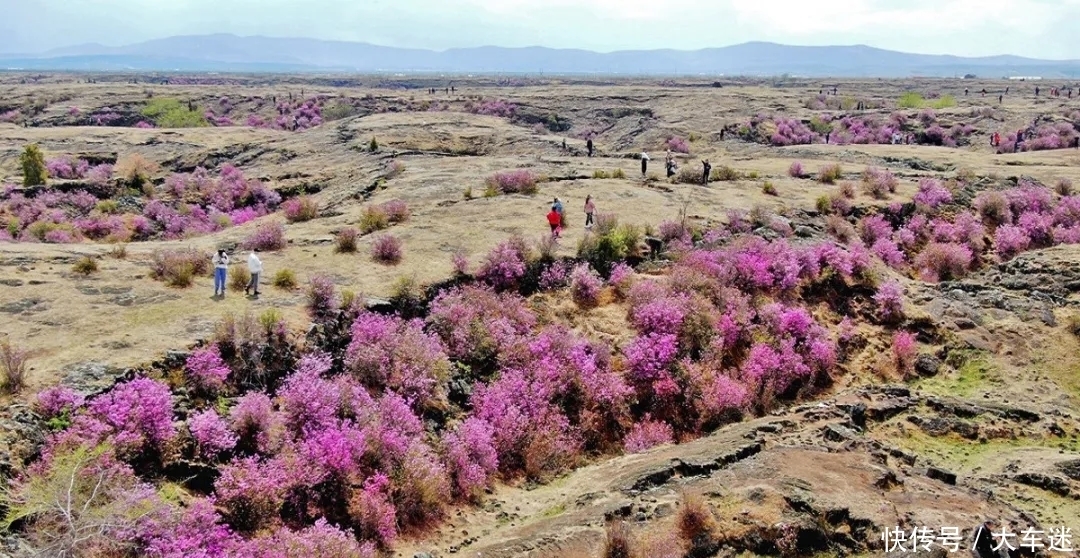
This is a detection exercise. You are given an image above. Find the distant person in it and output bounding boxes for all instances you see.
[665,151,676,178]
[1035,86,1040,96]
[451,86,455,93]
[584,195,596,229]
[1074,136,1079,149]
[1015,129,1025,152]
[1005,86,1009,94]
[245,249,262,297]
[825,131,831,144]
[212,249,229,297]
[640,151,650,177]
[547,206,562,239]
[587,136,594,157]
[832,86,837,95]
[965,88,969,96]
[981,88,986,96]
[720,128,726,140]
[702,159,712,185]
[562,138,567,151]
[999,94,1003,104]
[553,197,564,218]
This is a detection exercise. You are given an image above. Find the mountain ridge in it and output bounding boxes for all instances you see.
[3,34,1080,77]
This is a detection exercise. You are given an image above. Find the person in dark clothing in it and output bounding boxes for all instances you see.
[1074,136,1079,149]
[666,156,676,178]
[832,86,837,95]
[640,151,650,177]
[1036,86,1040,96]
[965,88,969,96]
[825,131,831,144]
[587,137,594,157]
[562,138,567,151]
[702,160,712,185]
[999,94,1003,104]
[1016,129,1025,152]
[720,128,726,140]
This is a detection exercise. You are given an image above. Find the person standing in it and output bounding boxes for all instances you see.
[245,249,262,297]
[587,136,594,157]
[702,159,712,185]
[584,195,596,229]
[212,249,229,297]
[640,151,650,177]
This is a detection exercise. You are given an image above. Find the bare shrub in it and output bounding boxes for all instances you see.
[1,338,31,393]
[335,227,359,253]
[272,269,298,290]
[229,266,251,292]
[151,248,209,288]
[676,491,715,543]
[817,163,843,184]
[604,521,636,558]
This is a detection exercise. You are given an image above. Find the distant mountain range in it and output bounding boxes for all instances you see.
[3,34,1080,77]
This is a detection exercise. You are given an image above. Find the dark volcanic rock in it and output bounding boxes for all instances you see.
[1013,472,1071,496]
[914,354,942,377]
[926,467,957,485]
[61,361,127,396]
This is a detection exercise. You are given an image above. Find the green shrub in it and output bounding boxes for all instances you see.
[612,168,627,179]
[577,216,641,276]
[20,144,47,187]
[72,256,98,276]
[95,199,120,214]
[593,170,610,179]
[359,206,389,234]
[745,171,760,180]
[930,95,957,109]
[815,195,831,214]
[141,98,208,128]
[463,185,474,200]
[230,267,251,292]
[762,181,777,196]
[710,165,741,181]
[272,269,298,290]
[369,137,379,152]
[898,92,924,108]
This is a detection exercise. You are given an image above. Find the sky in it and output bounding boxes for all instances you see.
[2,0,1080,59]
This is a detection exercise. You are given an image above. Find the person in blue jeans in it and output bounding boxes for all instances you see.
[212,249,229,297]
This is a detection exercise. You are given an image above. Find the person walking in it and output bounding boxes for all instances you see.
[587,136,594,157]
[702,159,712,185]
[640,151,650,177]
[245,249,262,297]
[212,249,229,297]
[584,195,596,229]
[547,206,562,239]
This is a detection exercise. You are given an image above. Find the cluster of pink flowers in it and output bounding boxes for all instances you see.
[185,345,231,392]
[485,169,537,194]
[664,136,690,153]
[0,164,281,244]
[476,238,529,290]
[744,110,978,147]
[996,120,1079,153]
[469,98,516,118]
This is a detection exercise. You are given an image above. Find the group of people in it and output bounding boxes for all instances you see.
[546,195,596,239]
[210,248,263,298]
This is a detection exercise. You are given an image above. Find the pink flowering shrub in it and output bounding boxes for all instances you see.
[379,199,410,223]
[229,393,277,454]
[214,456,290,532]
[345,312,450,410]
[306,274,338,324]
[442,417,499,501]
[569,263,603,308]
[139,496,239,558]
[185,345,230,392]
[485,170,538,195]
[913,178,952,211]
[282,196,318,223]
[858,214,893,245]
[994,225,1031,260]
[539,260,570,290]
[974,191,1012,225]
[371,234,403,265]
[237,519,376,558]
[426,285,536,367]
[348,472,398,546]
[913,242,972,281]
[665,136,690,154]
[787,161,805,178]
[470,98,516,118]
[872,237,906,268]
[873,281,905,322]
[279,353,339,434]
[188,409,237,459]
[241,221,287,251]
[892,331,917,375]
[624,417,674,453]
[451,250,469,276]
[608,262,635,298]
[33,385,85,420]
[476,238,529,290]
[83,377,176,457]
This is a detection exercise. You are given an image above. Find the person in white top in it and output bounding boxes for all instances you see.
[640,151,650,177]
[245,249,262,297]
[212,249,230,297]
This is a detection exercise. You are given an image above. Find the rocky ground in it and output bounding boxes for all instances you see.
[2,75,1080,557]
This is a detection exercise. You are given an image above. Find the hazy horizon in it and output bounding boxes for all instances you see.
[3,0,1080,60]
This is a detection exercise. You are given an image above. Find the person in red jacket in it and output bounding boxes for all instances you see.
[547,206,562,238]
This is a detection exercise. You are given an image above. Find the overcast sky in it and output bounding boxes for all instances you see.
[3,0,1080,59]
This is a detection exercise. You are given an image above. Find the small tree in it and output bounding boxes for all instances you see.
[369,137,379,152]
[20,144,47,186]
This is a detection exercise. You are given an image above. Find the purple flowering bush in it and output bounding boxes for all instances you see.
[185,345,231,392]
